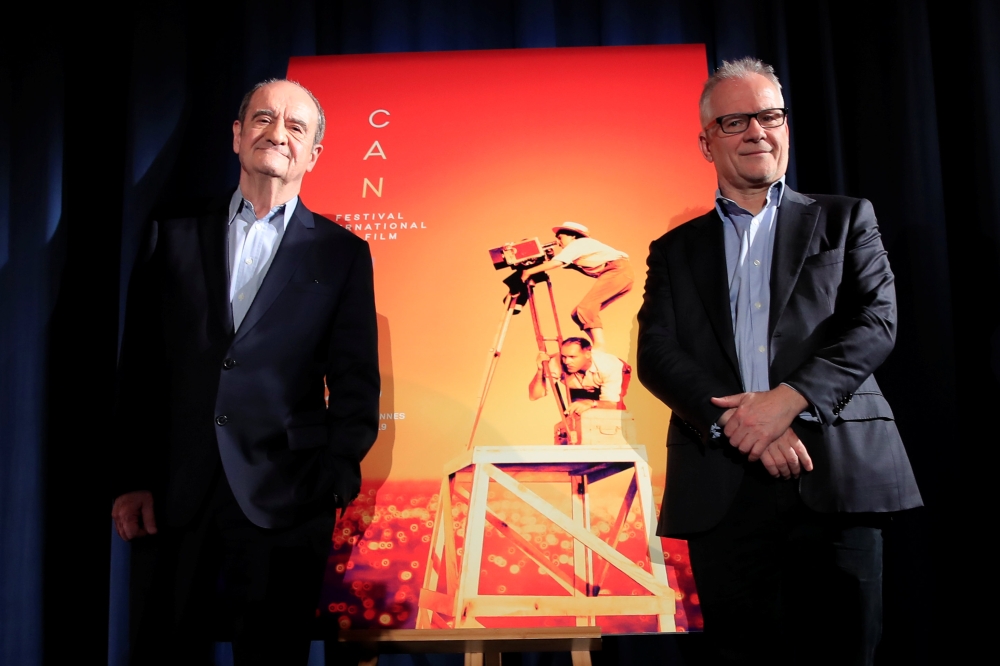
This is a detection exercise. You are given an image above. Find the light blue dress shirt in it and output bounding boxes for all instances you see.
[228,188,298,330]
[711,178,818,434]
[717,179,784,393]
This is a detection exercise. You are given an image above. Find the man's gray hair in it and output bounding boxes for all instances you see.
[699,57,783,126]
[237,78,327,144]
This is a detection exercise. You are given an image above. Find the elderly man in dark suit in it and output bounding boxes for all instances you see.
[637,58,921,665]
[110,79,379,665]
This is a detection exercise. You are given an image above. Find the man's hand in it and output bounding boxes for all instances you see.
[566,400,596,416]
[536,351,555,371]
[111,491,158,541]
[759,428,814,479]
[717,407,736,427]
[711,385,809,461]
[521,259,564,283]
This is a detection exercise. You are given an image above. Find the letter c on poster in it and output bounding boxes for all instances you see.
[369,110,390,128]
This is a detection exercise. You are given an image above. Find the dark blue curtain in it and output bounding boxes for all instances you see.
[2,1,995,664]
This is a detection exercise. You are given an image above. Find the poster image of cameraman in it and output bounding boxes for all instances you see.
[520,222,634,350]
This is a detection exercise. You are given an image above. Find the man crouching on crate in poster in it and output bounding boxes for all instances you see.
[529,337,627,416]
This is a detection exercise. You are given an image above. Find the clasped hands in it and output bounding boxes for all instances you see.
[711,385,814,479]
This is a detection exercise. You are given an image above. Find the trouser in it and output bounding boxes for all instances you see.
[571,258,634,330]
[683,466,884,666]
[128,471,336,666]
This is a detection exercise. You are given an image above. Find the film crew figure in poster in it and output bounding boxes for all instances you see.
[637,57,921,665]
[520,222,634,350]
[529,336,627,415]
[110,79,379,665]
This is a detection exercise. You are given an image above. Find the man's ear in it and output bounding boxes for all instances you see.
[698,131,714,163]
[233,121,242,154]
[305,143,324,173]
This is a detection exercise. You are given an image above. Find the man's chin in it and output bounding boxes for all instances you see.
[740,168,783,187]
[737,158,786,184]
[249,162,286,179]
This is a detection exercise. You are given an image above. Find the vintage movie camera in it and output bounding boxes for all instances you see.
[488,237,558,271]
[488,238,558,311]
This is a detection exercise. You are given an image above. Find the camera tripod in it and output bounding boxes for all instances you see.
[467,271,572,450]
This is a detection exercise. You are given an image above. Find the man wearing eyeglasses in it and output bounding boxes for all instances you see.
[637,57,921,665]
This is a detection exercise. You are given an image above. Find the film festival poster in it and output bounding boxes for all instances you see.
[288,45,716,634]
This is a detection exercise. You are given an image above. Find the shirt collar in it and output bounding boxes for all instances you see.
[715,177,786,218]
[228,187,299,229]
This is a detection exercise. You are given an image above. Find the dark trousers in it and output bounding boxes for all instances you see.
[128,471,335,666]
[684,467,884,666]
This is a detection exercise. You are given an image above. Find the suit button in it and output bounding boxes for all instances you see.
[223,358,237,370]
[216,415,229,426]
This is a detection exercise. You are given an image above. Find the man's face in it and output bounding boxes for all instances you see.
[555,233,577,249]
[232,81,323,186]
[698,74,789,193]
[561,343,592,374]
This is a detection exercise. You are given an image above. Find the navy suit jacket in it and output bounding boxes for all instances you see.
[637,188,922,536]
[113,196,380,529]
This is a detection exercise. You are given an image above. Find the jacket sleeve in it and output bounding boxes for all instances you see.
[637,238,734,441]
[321,239,380,506]
[111,219,168,501]
[780,199,897,424]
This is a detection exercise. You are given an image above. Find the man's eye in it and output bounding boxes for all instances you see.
[723,117,744,129]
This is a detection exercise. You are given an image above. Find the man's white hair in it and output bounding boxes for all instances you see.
[699,57,783,126]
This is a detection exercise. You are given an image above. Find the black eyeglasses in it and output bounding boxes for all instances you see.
[715,108,789,134]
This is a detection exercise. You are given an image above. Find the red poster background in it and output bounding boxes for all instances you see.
[287,45,717,634]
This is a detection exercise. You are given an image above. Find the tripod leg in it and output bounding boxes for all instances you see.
[527,282,574,440]
[467,297,519,449]
[542,278,565,344]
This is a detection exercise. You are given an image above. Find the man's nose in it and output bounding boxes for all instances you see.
[265,119,287,144]
[744,117,767,140]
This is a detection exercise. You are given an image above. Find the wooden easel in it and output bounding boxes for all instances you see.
[339,626,600,665]
[416,445,676,632]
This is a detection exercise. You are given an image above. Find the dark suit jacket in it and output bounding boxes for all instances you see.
[113,196,380,529]
[637,188,922,536]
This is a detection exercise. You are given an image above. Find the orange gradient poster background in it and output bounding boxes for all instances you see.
[287,45,717,634]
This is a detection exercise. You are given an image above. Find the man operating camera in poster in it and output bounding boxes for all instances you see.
[520,222,634,351]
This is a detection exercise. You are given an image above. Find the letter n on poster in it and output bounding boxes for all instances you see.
[288,45,716,634]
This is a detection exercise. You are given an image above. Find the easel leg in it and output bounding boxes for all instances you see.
[635,459,676,632]
[456,465,490,627]
[570,650,593,666]
[465,652,502,666]
[571,474,595,627]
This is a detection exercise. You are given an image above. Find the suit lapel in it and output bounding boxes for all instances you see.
[232,203,315,344]
[687,211,740,379]
[198,210,234,336]
[769,189,819,337]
